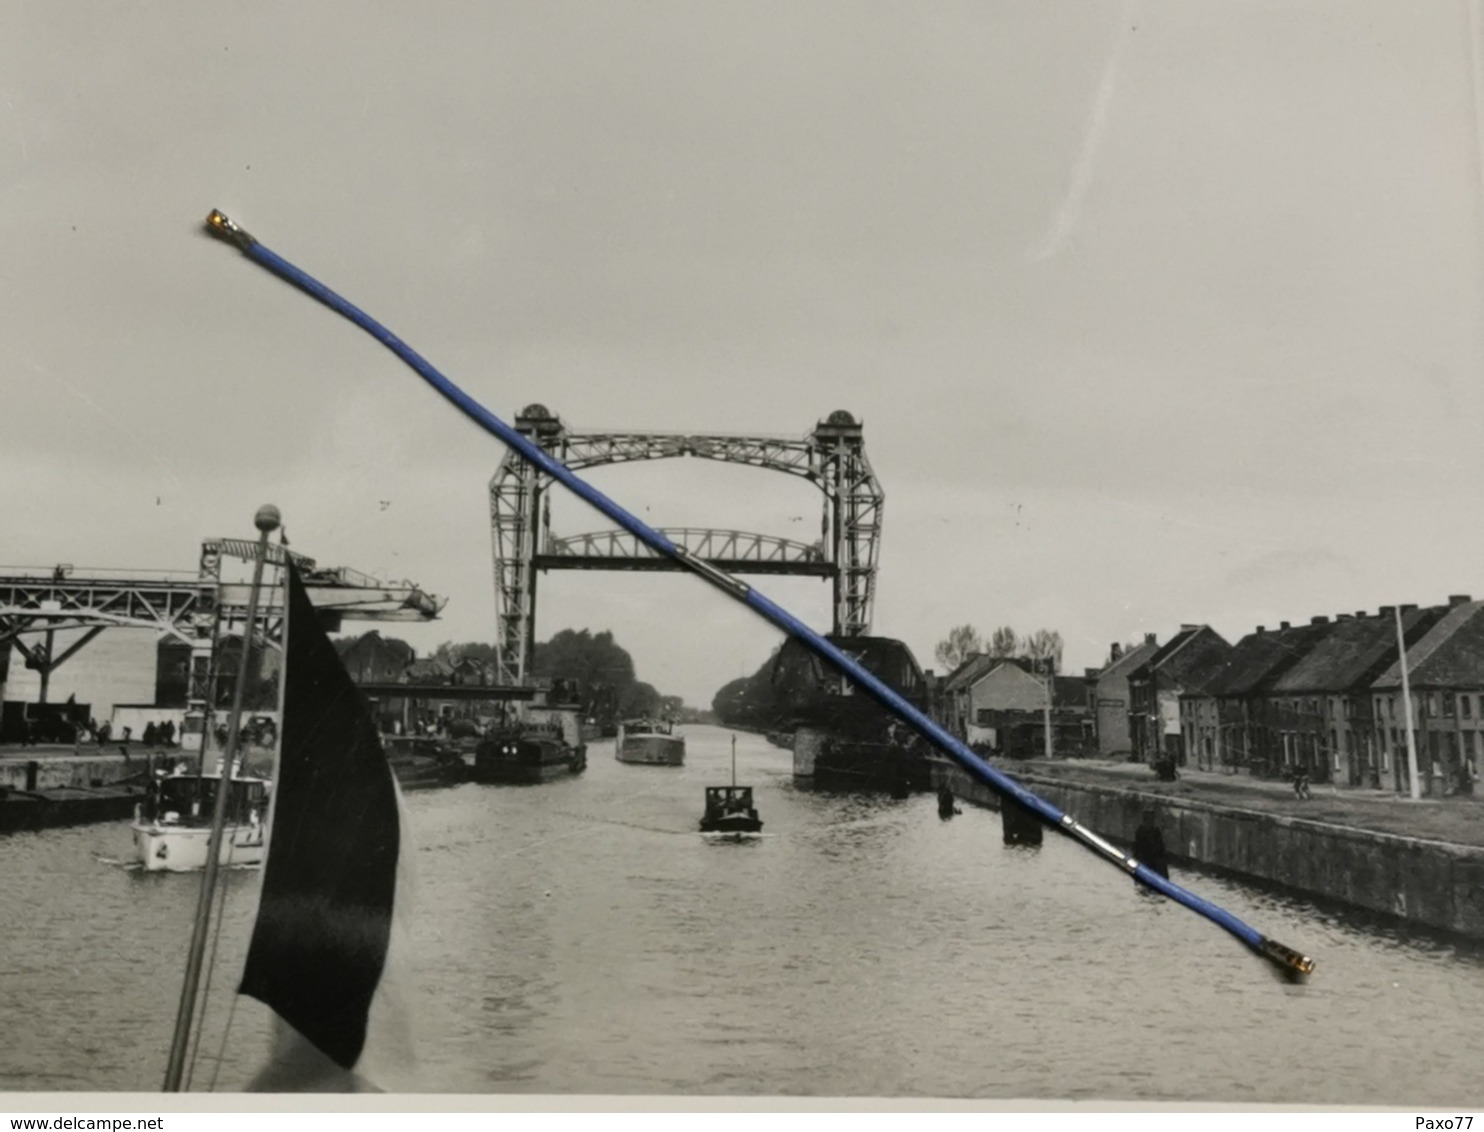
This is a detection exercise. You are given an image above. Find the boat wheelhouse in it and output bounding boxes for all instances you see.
[131,770,270,872]
[616,718,685,766]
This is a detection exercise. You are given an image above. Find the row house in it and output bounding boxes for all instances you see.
[1257,605,1444,785]
[1181,619,1331,775]
[1092,636,1160,758]
[1369,597,1483,796]
[1127,625,1233,764]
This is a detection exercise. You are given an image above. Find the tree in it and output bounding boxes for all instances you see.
[1021,628,1064,674]
[432,641,499,668]
[619,681,663,718]
[988,626,1020,658]
[934,624,983,672]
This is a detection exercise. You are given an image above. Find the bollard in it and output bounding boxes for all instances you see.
[1001,799,1043,846]
[24,760,39,793]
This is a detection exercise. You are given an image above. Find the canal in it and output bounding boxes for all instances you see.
[1,725,1481,1104]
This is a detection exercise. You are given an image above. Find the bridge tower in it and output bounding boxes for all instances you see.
[487,406,884,685]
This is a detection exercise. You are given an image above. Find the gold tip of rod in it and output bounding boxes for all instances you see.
[1260,938,1316,977]
[205,209,255,250]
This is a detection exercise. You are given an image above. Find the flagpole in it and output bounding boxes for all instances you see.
[163,504,280,1092]
[204,211,1315,979]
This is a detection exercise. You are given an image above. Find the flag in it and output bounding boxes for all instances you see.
[238,561,415,1092]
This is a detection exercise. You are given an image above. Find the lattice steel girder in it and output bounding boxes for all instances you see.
[538,527,834,576]
[0,577,440,633]
[488,405,884,686]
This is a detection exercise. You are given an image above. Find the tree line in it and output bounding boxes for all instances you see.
[380,629,677,720]
[934,625,1064,674]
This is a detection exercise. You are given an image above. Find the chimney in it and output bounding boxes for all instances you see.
[1280,621,1291,630]
[1311,616,1329,626]
[1110,642,1123,661]
[1379,605,1396,617]
[1084,667,1101,680]
[1144,633,1156,646]
[1356,611,1367,619]
[1180,623,1198,631]
[1449,594,1472,607]
[1255,625,1266,634]
[1336,613,1353,621]
[1401,604,1418,613]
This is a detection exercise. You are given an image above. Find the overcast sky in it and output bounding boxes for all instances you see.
[4,1,1484,706]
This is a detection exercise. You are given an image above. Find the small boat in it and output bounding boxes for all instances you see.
[382,734,469,791]
[473,722,586,784]
[616,717,685,766]
[699,735,763,836]
[131,768,270,872]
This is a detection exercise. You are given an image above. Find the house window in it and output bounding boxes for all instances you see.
[1464,695,1474,719]
[1443,692,1456,718]
[1389,696,1396,719]
[1429,693,1440,718]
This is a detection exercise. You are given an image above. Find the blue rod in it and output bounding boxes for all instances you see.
[203,209,1315,979]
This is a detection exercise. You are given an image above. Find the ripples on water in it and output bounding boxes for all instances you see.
[2,726,1482,1103]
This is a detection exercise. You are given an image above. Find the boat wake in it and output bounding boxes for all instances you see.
[546,808,695,838]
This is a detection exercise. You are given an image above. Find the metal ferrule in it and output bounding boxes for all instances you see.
[1062,815,1138,872]
[671,545,751,599]
[205,210,256,250]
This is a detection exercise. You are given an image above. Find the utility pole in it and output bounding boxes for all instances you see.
[1394,605,1422,801]
[1043,655,1054,761]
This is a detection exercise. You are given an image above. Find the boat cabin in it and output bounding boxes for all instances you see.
[140,773,269,828]
[703,786,757,820]
[624,717,674,737]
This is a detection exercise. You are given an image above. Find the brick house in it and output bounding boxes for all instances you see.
[1370,596,1481,796]
[1127,625,1232,765]
[1181,619,1332,775]
[1092,636,1159,758]
[1261,605,1445,785]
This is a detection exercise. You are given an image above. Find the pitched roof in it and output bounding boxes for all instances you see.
[406,657,453,681]
[1372,601,1484,689]
[941,652,1000,693]
[1130,626,1232,695]
[1096,640,1160,683]
[1204,621,1335,698]
[1272,607,1444,694]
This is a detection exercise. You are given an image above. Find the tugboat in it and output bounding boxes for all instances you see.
[699,735,763,837]
[616,717,685,766]
[131,766,270,872]
[472,703,587,785]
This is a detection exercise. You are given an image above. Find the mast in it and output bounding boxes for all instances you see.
[731,733,736,788]
[163,504,280,1092]
[1394,605,1422,801]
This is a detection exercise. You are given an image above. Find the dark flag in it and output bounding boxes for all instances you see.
[238,561,413,1092]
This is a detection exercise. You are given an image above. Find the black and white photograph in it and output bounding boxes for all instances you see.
[3,0,1484,1112]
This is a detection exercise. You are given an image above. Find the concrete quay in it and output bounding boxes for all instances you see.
[930,755,1484,940]
[0,745,177,835]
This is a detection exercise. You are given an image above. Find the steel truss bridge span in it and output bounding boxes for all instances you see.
[489,406,884,685]
[538,528,833,576]
[0,539,442,705]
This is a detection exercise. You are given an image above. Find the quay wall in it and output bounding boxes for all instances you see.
[0,753,139,791]
[929,758,1484,940]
